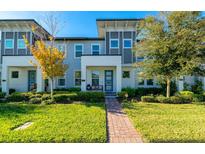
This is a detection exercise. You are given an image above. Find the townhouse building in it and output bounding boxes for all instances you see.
[0,19,202,94]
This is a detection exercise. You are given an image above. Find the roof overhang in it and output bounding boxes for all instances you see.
[0,19,50,38]
[96,19,143,37]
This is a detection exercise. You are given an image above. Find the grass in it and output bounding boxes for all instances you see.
[122,102,205,143]
[0,102,106,143]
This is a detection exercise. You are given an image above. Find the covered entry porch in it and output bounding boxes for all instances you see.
[81,55,122,92]
[85,66,117,92]
[2,56,44,94]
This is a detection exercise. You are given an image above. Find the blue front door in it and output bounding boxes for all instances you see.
[28,70,36,91]
[104,70,113,92]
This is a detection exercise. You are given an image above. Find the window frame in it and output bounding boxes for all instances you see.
[122,71,130,78]
[11,71,19,79]
[74,44,83,59]
[74,70,81,87]
[58,78,66,87]
[91,70,100,86]
[123,39,132,49]
[5,39,14,49]
[91,43,100,55]
[110,39,119,49]
[17,39,26,49]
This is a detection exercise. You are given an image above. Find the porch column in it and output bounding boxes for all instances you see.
[178,76,184,91]
[2,65,9,94]
[116,65,122,92]
[81,65,87,91]
[36,67,44,92]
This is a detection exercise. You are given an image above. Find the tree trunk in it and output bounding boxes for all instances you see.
[166,78,171,98]
[50,78,54,99]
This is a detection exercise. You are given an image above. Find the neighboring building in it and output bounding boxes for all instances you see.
[0,19,202,94]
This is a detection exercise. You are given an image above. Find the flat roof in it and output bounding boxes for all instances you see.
[55,37,104,41]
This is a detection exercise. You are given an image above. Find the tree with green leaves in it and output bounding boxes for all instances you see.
[134,11,205,97]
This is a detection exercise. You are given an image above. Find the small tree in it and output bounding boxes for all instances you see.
[24,37,68,98]
[134,11,205,97]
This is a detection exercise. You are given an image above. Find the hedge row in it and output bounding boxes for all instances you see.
[118,87,164,99]
[6,91,105,104]
[141,95,192,104]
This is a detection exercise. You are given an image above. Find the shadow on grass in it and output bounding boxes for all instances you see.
[0,103,38,118]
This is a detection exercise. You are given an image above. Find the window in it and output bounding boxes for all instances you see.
[57,44,65,52]
[147,79,154,86]
[138,77,145,85]
[18,39,26,49]
[123,39,132,48]
[92,44,100,55]
[11,71,19,78]
[75,71,81,86]
[5,39,14,49]
[110,39,119,48]
[75,44,83,58]
[92,71,100,86]
[123,71,130,78]
[58,78,65,86]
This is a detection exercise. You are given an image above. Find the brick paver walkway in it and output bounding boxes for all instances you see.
[105,97,143,143]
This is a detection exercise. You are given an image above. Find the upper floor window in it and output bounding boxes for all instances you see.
[110,39,119,49]
[5,39,14,49]
[18,39,26,49]
[123,39,132,48]
[92,44,100,55]
[75,44,83,58]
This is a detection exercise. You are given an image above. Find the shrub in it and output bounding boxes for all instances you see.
[9,89,16,94]
[0,92,6,98]
[141,95,156,102]
[53,94,72,103]
[72,92,104,102]
[191,79,203,94]
[6,93,29,102]
[122,88,136,98]
[136,88,164,97]
[178,91,194,96]
[192,94,205,102]
[41,99,55,105]
[41,94,51,101]
[29,98,42,104]
[117,91,128,100]
[54,87,81,92]
[156,96,172,103]
[29,94,42,99]
[177,96,192,104]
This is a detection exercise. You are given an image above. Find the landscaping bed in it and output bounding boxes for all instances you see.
[0,102,106,143]
[122,102,205,142]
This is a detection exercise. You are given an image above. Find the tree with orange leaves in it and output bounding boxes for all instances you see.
[24,36,68,98]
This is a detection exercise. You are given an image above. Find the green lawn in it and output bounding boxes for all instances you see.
[123,102,205,143]
[0,102,106,143]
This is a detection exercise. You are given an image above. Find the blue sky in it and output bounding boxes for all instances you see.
[0,11,159,37]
